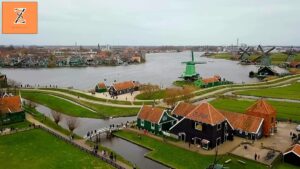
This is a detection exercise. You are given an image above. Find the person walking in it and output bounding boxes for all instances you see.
[254,153,257,160]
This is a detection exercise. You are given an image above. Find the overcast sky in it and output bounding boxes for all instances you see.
[1,0,300,46]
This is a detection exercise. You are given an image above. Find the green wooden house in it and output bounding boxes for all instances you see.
[0,96,25,126]
[95,82,107,93]
[137,105,177,135]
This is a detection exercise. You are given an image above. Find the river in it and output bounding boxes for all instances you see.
[34,103,168,169]
[1,52,288,90]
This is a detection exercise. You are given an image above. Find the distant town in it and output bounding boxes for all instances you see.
[1,44,299,68]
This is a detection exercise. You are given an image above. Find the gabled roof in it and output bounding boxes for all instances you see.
[284,144,300,158]
[112,81,137,91]
[221,111,264,134]
[137,105,164,124]
[246,99,276,115]
[97,82,106,89]
[171,102,197,117]
[0,96,23,114]
[202,76,220,84]
[185,103,226,125]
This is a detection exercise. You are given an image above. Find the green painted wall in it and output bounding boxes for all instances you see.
[0,111,25,126]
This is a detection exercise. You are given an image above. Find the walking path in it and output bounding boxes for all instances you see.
[22,88,142,108]
[190,75,300,102]
[26,113,131,169]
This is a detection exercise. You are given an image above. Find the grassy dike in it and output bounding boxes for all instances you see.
[0,129,114,169]
[21,90,140,118]
[40,88,151,105]
[235,82,300,100]
[114,130,268,169]
[210,98,300,122]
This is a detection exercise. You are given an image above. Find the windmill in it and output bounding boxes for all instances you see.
[252,45,275,66]
[249,45,277,79]
[239,47,251,64]
[181,51,206,81]
[286,46,295,63]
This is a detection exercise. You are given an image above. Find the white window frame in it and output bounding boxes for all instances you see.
[217,123,222,131]
[151,122,155,130]
[158,124,162,131]
[141,120,144,127]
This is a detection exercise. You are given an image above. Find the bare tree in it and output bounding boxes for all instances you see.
[180,86,196,103]
[27,100,37,109]
[66,116,78,133]
[163,88,181,107]
[139,83,160,99]
[51,110,62,125]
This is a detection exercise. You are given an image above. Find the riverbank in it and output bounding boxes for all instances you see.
[21,90,140,118]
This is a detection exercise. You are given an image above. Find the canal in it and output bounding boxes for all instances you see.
[1,52,288,90]
[33,103,169,169]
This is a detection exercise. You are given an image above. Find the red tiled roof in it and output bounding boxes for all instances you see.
[0,96,23,114]
[137,105,164,124]
[284,144,300,157]
[202,76,220,84]
[246,99,276,115]
[97,82,106,89]
[172,102,197,117]
[113,81,138,91]
[221,111,264,134]
[185,103,226,125]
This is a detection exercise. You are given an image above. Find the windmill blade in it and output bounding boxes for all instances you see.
[252,55,262,62]
[266,47,275,54]
[258,45,264,53]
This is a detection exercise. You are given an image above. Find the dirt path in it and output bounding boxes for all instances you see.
[26,114,132,169]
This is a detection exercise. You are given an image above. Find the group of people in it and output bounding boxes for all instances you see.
[100,150,117,162]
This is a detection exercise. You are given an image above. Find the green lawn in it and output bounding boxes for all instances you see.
[0,129,113,169]
[24,106,80,138]
[276,163,300,169]
[114,130,268,169]
[21,91,103,118]
[135,89,166,100]
[21,91,140,118]
[210,53,235,60]
[40,88,150,105]
[235,82,300,100]
[209,52,300,65]
[210,98,300,122]
[0,121,31,130]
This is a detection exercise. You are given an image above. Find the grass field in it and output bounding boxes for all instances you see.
[0,129,113,169]
[21,91,140,118]
[0,121,31,130]
[114,130,268,169]
[135,89,166,100]
[210,98,300,121]
[209,52,300,64]
[40,88,149,105]
[235,82,300,100]
[24,106,80,138]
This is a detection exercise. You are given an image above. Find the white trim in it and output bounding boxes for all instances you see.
[157,110,166,124]
[170,101,182,116]
[169,117,186,131]
[225,119,234,130]
[283,150,300,158]
[254,119,264,134]
[136,105,145,119]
